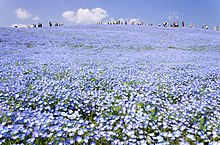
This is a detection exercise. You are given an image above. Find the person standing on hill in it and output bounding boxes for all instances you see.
[49,21,52,27]
[182,21,185,27]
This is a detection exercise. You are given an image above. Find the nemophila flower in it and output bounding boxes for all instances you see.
[180,125,186,131]
[75,136,82,143]
[186,134,195,141]
[127,130,134,136]
[56,131,63,137]
[90,141,96,145]
[78,129,84,136]
[210,142,220,145]
[173,130,181,138]
[58,142,64,145]
[27,138,35,143]
[11,135,18,140]
[68,132,74,137]
[155,135,164,142]
[68,110,73,114]
[82,136,89,143]
[47,132,53,138]
[69,139,75,144]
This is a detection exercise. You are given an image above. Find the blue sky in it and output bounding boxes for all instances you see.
[0,0,220,27]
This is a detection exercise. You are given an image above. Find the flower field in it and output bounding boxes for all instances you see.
[0,25,220,145]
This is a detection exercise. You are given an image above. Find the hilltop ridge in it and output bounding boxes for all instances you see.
[1,25,220,52]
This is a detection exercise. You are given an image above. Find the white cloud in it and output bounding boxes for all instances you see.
[168,12,179,21]
[129,19,140,24]
[33,16,40,21]
[15,8,32,20]
[62,11,75,22]
[62,8,108,24]
[118,18,125,22]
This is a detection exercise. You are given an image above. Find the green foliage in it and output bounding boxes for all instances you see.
[137,102,144,108]
[115,95,122,100]
[168,46,176,49]
[24,68,33,75]
[111,106,122,115]
[30,103,36,110]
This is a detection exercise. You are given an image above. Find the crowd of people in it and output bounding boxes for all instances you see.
[14,22,64,28]
[97,20,219,31]
[97,20,145,25]
[49,22,64,27]
[13,20,219,31]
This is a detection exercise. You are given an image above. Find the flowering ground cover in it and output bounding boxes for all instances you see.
[0,25,220,145]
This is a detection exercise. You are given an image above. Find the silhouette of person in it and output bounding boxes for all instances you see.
[182,21,185,27]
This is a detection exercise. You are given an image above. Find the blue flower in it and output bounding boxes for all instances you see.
[27,138,35,143]
[78,129,84,136]
[75,136,82,143]
[69,139,75,144]
[56,131,63,137]
[90,141,96,145]
[32,131,39,138]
